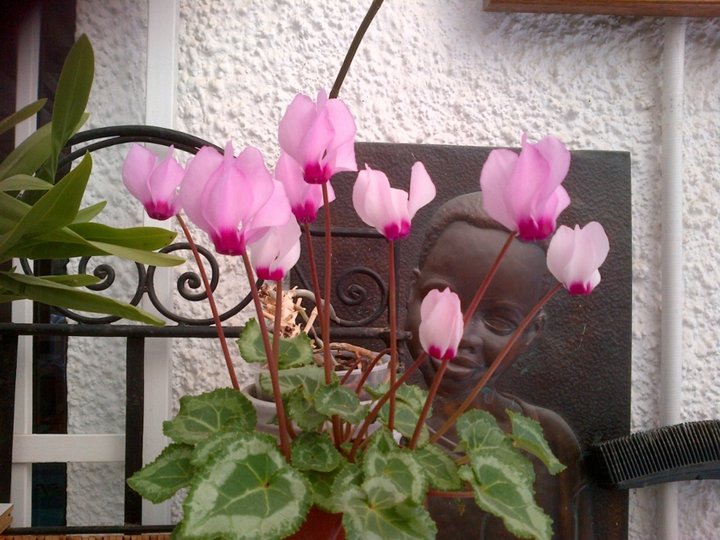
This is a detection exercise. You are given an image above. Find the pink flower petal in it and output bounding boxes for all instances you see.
[278,93,318,162]
[180,145,224,233]
[479,149,518,231]
[122,144,157,204]
[407,162,435,220]
[533,135,571,193]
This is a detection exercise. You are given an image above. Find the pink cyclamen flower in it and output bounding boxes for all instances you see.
[419,288,464,361]
[122,144,185,220]
[547,222,609,295]
[249,218,302,281]
[352,162,435,240]
[180,142,291,256]
[278,90,357,185]
[480,134,571,241]
[275,151,335,223]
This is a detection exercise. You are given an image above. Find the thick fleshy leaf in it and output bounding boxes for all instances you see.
[459,448,551,540]
[285,388,327,431]
[258,365,331,397]
[127,443,194,503]
[315,382,368,424]
[0,153,92,258]
[362,449,427,506]
[337,486,436,540]
[0,98,47,136]
[236,318,313,368]
[0,271,164,325]
[163,388,256,444]
[191,431,245,468]
[413,444,463,491]
[181,433,311,540]
[0,175,52,192]
[291,432,343,472]
[48,35,94,179]
[507,410,565,475]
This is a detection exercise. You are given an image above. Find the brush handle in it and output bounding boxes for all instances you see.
[587,420,720,489]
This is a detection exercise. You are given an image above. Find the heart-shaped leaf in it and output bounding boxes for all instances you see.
[315,382,368,424]
[291,432,342,472]
[127,443,194,503]
[237,317,313,368]
[456,409,511,453]
[412,444,462,491]
[507,409,566,475]
[362,449,427,506]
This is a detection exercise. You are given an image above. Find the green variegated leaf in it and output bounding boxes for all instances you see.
[413,444,463,491]
[0,98,46,136]
[459,448,550,540]
[237,318,313,367]
[127,443,194,503]
[336,486,436,540]
[285,388,326,430]
[364,428,397,455]
[315,382,368,424]
[379,400,428,446]
[362,449,427,505]
[304,468,342,512]
[291,432,342,472]
[332,462,362,494]
[191,431,245,468]
[259,365,331,397]
[182,433,311,540]
[456,409,512,453]
[0,271,164,325]
[394,383,428,411]
[163,388,256,444]
[507,410,566,475]
[0,175,52,192]
[362,476,406,508]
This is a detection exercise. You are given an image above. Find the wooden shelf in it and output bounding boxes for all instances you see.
[484,1,720,16]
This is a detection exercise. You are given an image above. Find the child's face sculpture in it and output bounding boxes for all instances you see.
[406,221,547,396]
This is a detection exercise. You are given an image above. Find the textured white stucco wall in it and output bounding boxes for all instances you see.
[73,0,720,537]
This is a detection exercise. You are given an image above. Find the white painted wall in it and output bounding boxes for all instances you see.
[73,1,720,537]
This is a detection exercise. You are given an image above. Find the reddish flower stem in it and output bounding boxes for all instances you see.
[430,283,562,443]
[408,359,448,449]
[349,351,427,461]
[463,231,515,326]
[321,183,343,446]
[241,253,291,460]
[302,223,324,340]
[352,348,391,394]
[387,240,398,431]
[176,214,239,390]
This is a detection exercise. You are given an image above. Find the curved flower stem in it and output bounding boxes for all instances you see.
[176,214,239,390]
[463,231,516,326]
[329,0,384,98]
[387,240,398,431]
[241,253,291,460]
[302,223,324,337]
[430,283,562,444]
[321,183,343,446]
[349,351,427,461]
[409,359,447,449]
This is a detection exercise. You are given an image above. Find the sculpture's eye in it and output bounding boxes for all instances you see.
[482,308,520,336]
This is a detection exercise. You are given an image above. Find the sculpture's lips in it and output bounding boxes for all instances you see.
[430,355,484,381]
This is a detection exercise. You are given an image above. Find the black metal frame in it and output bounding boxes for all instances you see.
[0,126,400,530]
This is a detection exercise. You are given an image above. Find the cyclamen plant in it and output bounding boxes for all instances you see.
[123,5,610,540]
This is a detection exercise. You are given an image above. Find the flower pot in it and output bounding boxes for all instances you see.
[287,506,344,540]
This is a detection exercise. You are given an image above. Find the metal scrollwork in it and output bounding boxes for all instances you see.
[333,266,388,327]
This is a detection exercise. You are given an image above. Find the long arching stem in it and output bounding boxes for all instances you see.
[430,283,562,443]
[176,214,239,390]
[387,240,398,430]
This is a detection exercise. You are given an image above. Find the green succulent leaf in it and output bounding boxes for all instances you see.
[315,382,368,424]
[181,433,311,540]
[0,270,164,325]
[163,388,256,445]
[456,409,512,453]
[48,34,94,179]
[127,443,194,503]
[291,432,343,472]
[459,448,549,540]
[259,365,333,397]
[362,448,427,506]
[0,153,92,258]
[337,486,436,540]
[0,98,47,136]
[237,318,314,368]
[507,410,566,475]
[0,122,52,180]
[0,174,52,192]
[285,388,327,430]
[413,444,463,491]
[73,200,107,223]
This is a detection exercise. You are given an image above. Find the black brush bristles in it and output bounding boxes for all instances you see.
[587,420,720,489]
